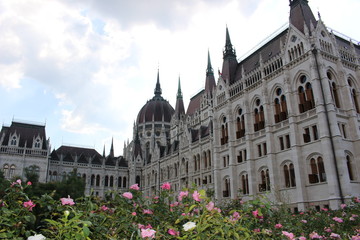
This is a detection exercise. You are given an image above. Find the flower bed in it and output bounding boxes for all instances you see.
[1,180,359,239]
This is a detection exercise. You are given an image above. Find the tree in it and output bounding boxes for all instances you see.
[24,165,40,184]
[53,169,85,200]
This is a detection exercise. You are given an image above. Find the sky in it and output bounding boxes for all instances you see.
[1,0,359,156]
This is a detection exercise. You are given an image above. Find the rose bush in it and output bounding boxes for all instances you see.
[0,179,359,239]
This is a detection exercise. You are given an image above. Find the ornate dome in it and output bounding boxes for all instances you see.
[136,71,174,125]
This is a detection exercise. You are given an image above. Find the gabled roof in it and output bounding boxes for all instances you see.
[55,145,102,159]
[0,121,47,150]
[289,0,317,35]
[233,29,288,83]
[186,89,204,116]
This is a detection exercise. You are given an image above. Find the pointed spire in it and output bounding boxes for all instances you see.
[206,49,214,76]
[223,26,236,59]
[174,76,185,119]
[110,137,114,157]
[103,145,106,157]
[205,50,216,96]
[154,68,162,99]
[177,76,182,99]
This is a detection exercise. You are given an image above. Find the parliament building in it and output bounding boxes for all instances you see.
[1,0,359,211]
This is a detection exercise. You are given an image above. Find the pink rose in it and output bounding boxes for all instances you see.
[141,228,156,239]
[178,191,189,201]
[301,219,307,223]
[143,209,153,214]
[23,200,36,211]
[122,192,133,199]
[101,205,109,211]
[60,196,75,206]
[168,229,179,236]
[282,231,295,240]
[330,233,341,239]
[332,217,343,223]
[192,191,201,202]
[309,232,322,239]
[132,212,137,216]
[252,209,263,219]
[160,182,171,190]
[275,223,283,229]
[130,184,140,190]
[27,181,32,186]
[206,201,215,211]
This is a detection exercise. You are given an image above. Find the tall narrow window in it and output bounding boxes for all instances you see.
[254,99,265,131]
[9,165,15,179]
[241,173,249,195]
[110,176,114,187]
[104,176,109,187]
[349,78,360,113]
[236,108,246,138]
[298,75,315,113]
[223,178,231,197]
[284,163,296,188]
[96,175,100,186]
[3,164,9,178]
[309,157,326,184]
[118,176,122,188]
[123,177,127,188]
[221,116,229,145]
[346,155,354,181]
[328,71,340,108]
[91,175,95,186]
[274,88,288,123]
[285,135,291,148]
[312,125,319,140]
[259,169,270,192]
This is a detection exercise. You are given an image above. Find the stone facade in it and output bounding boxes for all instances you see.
[2,0,359,211]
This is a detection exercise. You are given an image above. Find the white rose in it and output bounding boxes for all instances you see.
[183,221,196,231]
[27,234,46,240]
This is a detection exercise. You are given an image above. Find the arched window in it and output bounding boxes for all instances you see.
[10,136,17,146]
[221,116,229,145]
[174,163,178,177]
[109,176,114,187]
[136,175,141,187]
[3,164,9,178]
[298,75,315,113]
[254,99,265,131]
[82,174,86,183]
[203,151,207,169]
[104,176,109,187]
[91,175,95,186]
[193,156,197,172]
[53,171,57,182]
[96,175,100,186]
[236,108,246,138]
[9,165,15,178]
[309,156,326,184]
[346,155,354,181]
[274,88,288,123]
[123,177,127,188]
[259,168,270,192]
[223,178,231,197]
[348,78,360,113]
[328,71,340,108]
[283,163,296,188]
[241,173,249,195]
[118,176,122,188]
